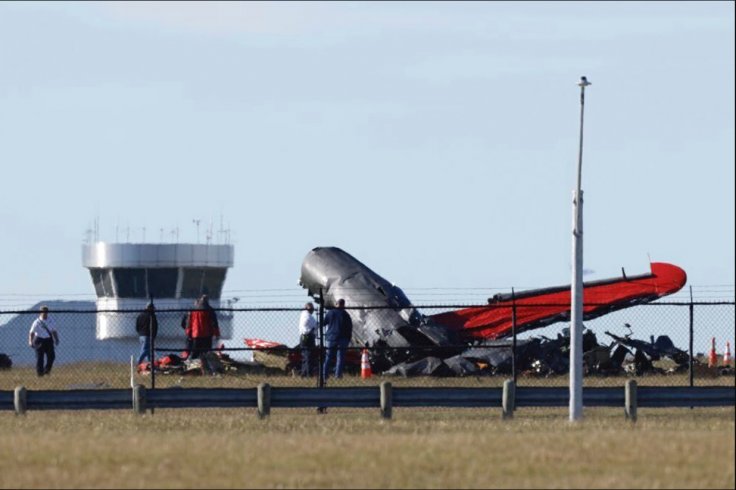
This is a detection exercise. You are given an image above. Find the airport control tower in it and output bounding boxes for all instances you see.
[82,242,234,340]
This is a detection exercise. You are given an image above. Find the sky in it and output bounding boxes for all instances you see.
[0,1,734,310]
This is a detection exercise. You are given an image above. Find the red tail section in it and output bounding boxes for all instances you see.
[430,263,686,340]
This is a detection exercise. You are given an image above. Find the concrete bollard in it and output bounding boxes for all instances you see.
[502,379,516,419]
[257,383,271,419]
[14,386,27,416]
[625,379,637,422]
[380,381,392,420]
[132,384,146,415]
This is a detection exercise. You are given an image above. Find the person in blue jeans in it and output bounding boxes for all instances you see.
[135,303,158,366]
[322,298,353,379]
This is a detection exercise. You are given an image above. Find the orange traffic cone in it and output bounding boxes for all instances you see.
[361,349,372,379]
[724,341,732,367]
[708,337,718,368]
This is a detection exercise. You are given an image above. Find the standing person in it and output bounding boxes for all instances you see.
[188,295,220,359]
[335,300,353,378]
[322,298,353,380]
[135,302,158,366]
[298,302,317,377]
[28,305,60,377]
[181,299,196,359]
[201,294,220,347]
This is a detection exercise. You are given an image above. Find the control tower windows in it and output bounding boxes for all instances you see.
[147,268,178,298]
[202,268,226,299]
[115,268,147,298]
[89,269,115,298]
[181,267,227,299]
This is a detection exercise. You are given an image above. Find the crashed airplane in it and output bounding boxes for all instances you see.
[249,246,687,375]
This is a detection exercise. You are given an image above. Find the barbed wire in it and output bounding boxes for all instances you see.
[0,284,732,297]
[0,284,732,311]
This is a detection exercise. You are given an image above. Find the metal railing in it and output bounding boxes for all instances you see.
[5,383,734,420]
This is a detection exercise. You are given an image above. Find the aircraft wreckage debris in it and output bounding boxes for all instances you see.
[137,248,731,378]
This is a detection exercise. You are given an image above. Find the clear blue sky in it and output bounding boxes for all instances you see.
[1,1,733,308]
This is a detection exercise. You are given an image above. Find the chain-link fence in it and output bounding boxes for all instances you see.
[1,300,733,394]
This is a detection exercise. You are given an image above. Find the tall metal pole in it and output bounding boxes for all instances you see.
[570,76,590,422]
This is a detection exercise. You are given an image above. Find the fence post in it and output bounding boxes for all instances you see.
[258,383,271,419]
[502,379,516,419]
[511,288,517,385]
[318,289,325,389]
[132,384,146,415]
[380,381,392,420]
[625,379,637,422]
[14,386,27,416]
[689,286,694,389]
[317,289,327,414]
[149,295,156,391]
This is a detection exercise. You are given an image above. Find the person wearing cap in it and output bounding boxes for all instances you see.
[135,302,159,366]
[297,302,317,377]
[28,305,60,377]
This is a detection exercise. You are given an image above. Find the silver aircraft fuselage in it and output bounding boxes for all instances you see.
[299,247,457,357]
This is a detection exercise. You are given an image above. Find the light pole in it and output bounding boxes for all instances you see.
[570,75,590,422]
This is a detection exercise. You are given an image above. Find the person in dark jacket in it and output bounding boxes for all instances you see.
[187,295,220,359]
[322,298,353,379]
[136,303,158,365]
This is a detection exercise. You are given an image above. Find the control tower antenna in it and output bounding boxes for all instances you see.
[206,219,213,245]
[192,219,201,243]
[218,214,225,244]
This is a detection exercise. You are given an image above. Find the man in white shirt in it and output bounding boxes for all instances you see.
[28,305,60,377]
[298,302,318,377]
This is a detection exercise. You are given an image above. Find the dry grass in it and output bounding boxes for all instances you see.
[1,362,733,488]
[0,407,733,489]
[2,362,734,391]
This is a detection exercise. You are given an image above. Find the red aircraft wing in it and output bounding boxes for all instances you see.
[429,262,686,340]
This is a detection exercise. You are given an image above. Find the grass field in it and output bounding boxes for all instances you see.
[2,361,734,390]
[1,362,734,488]
[0,406,733,489]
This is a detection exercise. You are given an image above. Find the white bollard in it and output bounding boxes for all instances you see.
[502,379,516,419]
[14,386,27,416]
[625,379,638,422]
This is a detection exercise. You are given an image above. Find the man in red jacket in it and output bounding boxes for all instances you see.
[188,295,220,360]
